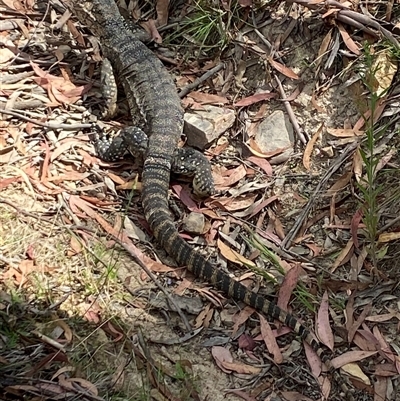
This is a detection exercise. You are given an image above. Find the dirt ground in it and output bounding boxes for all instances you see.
[1,1,400,401]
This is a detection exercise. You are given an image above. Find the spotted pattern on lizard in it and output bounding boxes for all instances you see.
[96,126,215,197]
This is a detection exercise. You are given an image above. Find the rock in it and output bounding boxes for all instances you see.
[124,216,147,241]
[321,146,334,157]
[184,105,236,150]
[254,110,294,164]
[182,212,205,235]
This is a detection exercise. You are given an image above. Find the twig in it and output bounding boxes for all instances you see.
[273,73,307,145]
[281,140,360,248]
[0,108,93,130]
[179,62,225,98]
[0,71,35,84]
[0,198,56,222]
[378,215,400,235]
[59,193,82,226]
[338,9,400,48]
[0,100,44,110]
[1,375,106,401]
[0,253,20,268]
[286,0,400,48]
[31,330,66,351]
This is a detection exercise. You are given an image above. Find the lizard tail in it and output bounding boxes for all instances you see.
[141,164,329,361]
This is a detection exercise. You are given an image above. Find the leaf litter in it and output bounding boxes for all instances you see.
[1,0,400,401]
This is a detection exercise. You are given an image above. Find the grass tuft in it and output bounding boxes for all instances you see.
[166,0,242,56]
[356,43,390,269]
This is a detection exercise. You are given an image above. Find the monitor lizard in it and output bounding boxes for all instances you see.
[64,1,354,399]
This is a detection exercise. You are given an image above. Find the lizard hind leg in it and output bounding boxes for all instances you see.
[94,126,215,198]
[94,131,128,161]
[120,126,149,157]
[94,126,148,162]
[172,147,215,197]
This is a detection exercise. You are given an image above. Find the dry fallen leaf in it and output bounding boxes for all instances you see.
[326,171,353,195]
[50,138,93,162]
[213,164,247,187]
[315,28,333,70]
[259,314,283,364]
[341,363,371,385]
[238,333,256,351]
[267,57,300,80]
[352,148,363,182]
[374,376,388,401]
[353,103,380,132]
[378,231,400,243]
[374,363,398,377]
[30,61,89,105]
[348,303,372,344]
[3,259,43,285]
[280,391,316,401]
[233,92,276,107]
[0,47,15,64]
[211,346,234,373]
[331,350,378,369]
[217,239,256,267]
[2,0,26,11]
[220,360,261,374]
[225,389,257,401]
[246,138,290,159]
[303,123,323,170]
[277,264,300,312]
[53,319,74,344]
[304,341,322,378]
[366,309,400,323]
[246,156,273,176]
[65,377,98,395]
[326,128,364,138]
[316,291,334,351]
[194,302,213,329]
[330,239,354,273]
[69,236,82,256]
[371,49,398,97]
[188,91,229,105]
[212,194,257,212]
[232,306,255,337]
[337,22,361,55]
[155,0,170,26]
[350,209,363,249]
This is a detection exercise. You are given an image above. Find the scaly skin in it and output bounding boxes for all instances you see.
[66,2,354,399]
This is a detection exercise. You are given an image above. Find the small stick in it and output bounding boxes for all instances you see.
[0,108,92,130]
[0,100,44,110]
[179,62,225,98]
[378,215,400,235]
[281,140,360,248]
[286,0,400,48]
[273,73,307,145]
[32,330,67,351]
